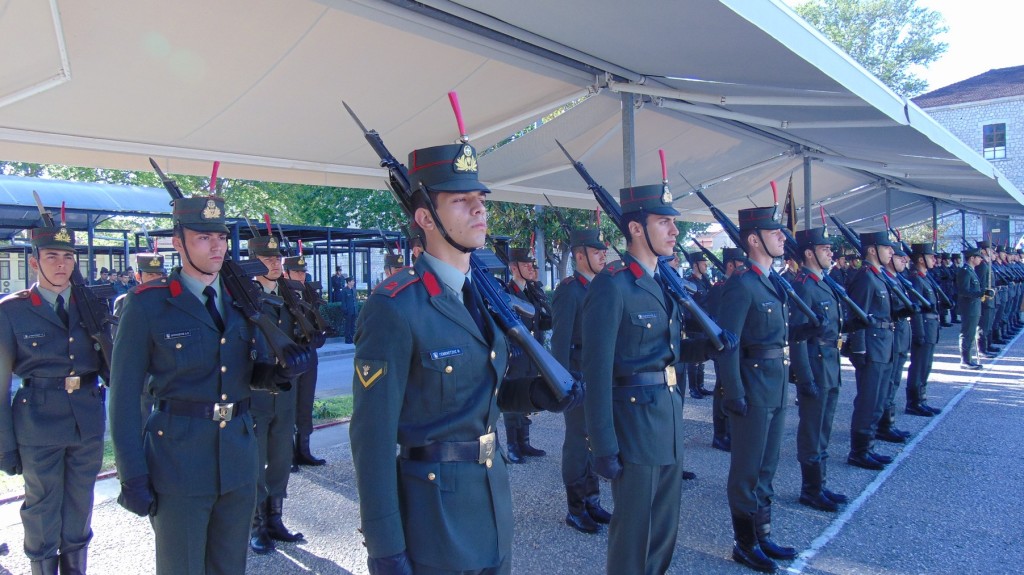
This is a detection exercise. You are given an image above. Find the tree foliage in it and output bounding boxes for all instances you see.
[794,0,948,97]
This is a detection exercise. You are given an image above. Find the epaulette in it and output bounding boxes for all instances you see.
[0,289,31,305]
[606,260,643,278]
[132,278,174,295]
[373,268,426,298]
[559,276,574,286]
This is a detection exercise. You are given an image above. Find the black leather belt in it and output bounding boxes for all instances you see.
[921,313,939,320]
[873,321,894,330]
[157,397,250,422]
[23,374,99,393]
[742,348,786,359]
[400,432,496,465]
[808,338,839,347]
[615,367,677,388]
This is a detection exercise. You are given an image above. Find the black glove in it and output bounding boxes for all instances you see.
[310,331,328,349]
[593,453,623,480]
[796,381,820,400]
[843,313,872,333]
[530,378,583,413]
[118,474,156,517]
[277,343,312,380]
[791,317,830,342]
[705,329,739,359]
[0,450,21,476]
[367,551,413,575]
[984,288,996,298]
[724,397,748,417]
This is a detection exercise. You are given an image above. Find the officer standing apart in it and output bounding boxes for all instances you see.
[329,267,345,303]
[705,248,748,453]
[582,182,722,575]
[956,247,986,370]
[285,253,328,468]
[341,277,357,344]
[845,232,899,471]
[717,207,802,573]
[110,193,305,575]
[550,228,611,534]
[789,228,849,514]
[503,248,552,462]
[349,135,579,575]
[0,222,106,575]
[905,244,942,416]
[247,234,305,554]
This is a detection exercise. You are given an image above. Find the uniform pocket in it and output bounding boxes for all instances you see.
[420,346,470,413]
[629,311,662,345]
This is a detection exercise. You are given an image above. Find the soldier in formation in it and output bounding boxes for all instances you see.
[285,253,328,468]
[905,243,942,416]
[683,252,713,399]
[705,247,748,453]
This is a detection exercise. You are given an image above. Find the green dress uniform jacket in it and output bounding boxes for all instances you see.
[906,270,940,406]
[0,286,106,560]
[715,264,789,515]
[957,264,983,363]
[789,268,842,465]
[350,257,537,572]
[551,272,592,486]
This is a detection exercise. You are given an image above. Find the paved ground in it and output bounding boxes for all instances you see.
[0,327,1021,574]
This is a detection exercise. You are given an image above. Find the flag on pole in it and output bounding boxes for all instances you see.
[782,175,797,234]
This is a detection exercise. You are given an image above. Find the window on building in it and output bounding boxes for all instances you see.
[0,261,9,281]
[983,123,1006,160]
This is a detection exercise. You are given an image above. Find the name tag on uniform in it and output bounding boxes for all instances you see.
[163,330,193,340]
[20,333,45,340]
[636,312,658,320]
[430,347,464,360]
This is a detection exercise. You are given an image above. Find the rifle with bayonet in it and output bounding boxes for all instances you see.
[149,158,308,381]
[885,223,953,311]
[777,228,872,324]
[343,102,574,399]
[690,189,822,327]
[825,210,920,311]
[32,192,117,381]
[555,140,731,350]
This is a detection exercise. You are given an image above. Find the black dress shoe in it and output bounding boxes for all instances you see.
[979,351,996,359]
[822,488,849,504]
[960,362,983,370]
[940,322,953,327]
[682,470,697,480]
[799,491,839,512]
[732,545,778,573]
[905,404,934,417]
[689,389,704,399]
[868,452,893,464]
[699,387,715,397]
[712,436,732,452]
[987,345,1002,353]
[875,428,907,443]
[922,402,942,414]
[565,511,599,534]
[848,452,885,470]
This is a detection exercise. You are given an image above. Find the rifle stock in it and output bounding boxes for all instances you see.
[556,141,728,350]
[344,102,573,399]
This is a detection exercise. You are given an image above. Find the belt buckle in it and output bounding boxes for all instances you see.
[664,366,677,388]
[213,402,235,422]
[478,432,496,466]
[64,376,80,394]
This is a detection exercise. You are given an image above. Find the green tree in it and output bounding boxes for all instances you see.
[794,0,948,96]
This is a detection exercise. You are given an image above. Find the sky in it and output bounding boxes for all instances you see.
[783,0,1021,93]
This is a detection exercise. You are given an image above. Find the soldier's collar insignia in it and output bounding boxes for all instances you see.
[268,237,278,249]
[454,145,478,173]
[356,359,387,389]
[202,199,222,219]
[54,227,71,243]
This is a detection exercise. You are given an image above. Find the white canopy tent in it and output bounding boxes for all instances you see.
[1,0,1019,232]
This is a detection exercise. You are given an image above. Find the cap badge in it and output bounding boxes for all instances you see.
[54,227,71,244]
[267,237,278,249]
[297,257,305,266]
[202,199,222,219]
[598,231,604,242]
[454,145,478,173]
[397,255,405,264]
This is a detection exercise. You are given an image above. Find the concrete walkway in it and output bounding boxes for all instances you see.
[0,327,1021,574]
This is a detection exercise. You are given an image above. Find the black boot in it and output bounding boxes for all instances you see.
[712,402,731,451]
[848,435,884,470]
[798,463,838,512]
[712,434,732,452]
[518,421,546,457]
[754,506,797,560]
[266,496,305,542]
[250,499,275,554]
[564,479,599,534]
[31,556,59,575]
[583,472,612,524]
[294,432,327,466]
[731,512,778,573]
[820,460,848,504]
[504,425,524,464]
[58,546,87,575]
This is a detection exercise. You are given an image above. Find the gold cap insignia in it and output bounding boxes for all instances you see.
[454,145,478,173]
[661,186,672,204]
[397,255,404,264]
[297,257,305,266]
[268,237,278,249]
[823,228,829,238]
[598,231,604,242]
[54,227,71,243]
[202,199,222,219]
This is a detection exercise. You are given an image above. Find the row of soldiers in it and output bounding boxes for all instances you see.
[0,192,335,574]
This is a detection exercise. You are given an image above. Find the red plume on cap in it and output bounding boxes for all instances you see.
[659,149,668,185]
[209,161,220,195]
[263,213,272,236]
[819,205,826,226]
[60,201,66,225]
[448,91,468,143]
[153,238,159,254]
[298,239,303,256]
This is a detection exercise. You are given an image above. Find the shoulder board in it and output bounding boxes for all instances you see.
[373,268,425,298]
[733,266,751,277]
[0,289,31,305]
[605,260,628,275]
[132,278,173,295]
[559,275,574,286]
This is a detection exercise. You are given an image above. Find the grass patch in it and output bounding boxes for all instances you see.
[312,395,353,423]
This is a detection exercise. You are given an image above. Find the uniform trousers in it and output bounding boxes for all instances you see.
[411,555,511,575]
[728,404,786,514]
[849,355,894,453]
[252,387,297,498]
[150,483,256,575]
[906,341,935,404]
[19,435,103,559]
[560,397,591,485]
[294,354,319,436]
[796,385,839,465]
[608,460,682,575]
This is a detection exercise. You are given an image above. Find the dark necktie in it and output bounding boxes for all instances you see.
[653,272,674,310]
[203,286,226,332]
[55,294,69,328]
[769,272,787,301]
[462,278,487,337]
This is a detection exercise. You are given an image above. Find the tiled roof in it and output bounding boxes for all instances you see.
[913,65,1024,108]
